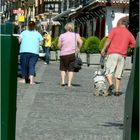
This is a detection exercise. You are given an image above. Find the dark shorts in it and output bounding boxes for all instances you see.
[60,53,75,72]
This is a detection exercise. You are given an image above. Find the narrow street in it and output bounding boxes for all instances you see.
[16,60,130,140]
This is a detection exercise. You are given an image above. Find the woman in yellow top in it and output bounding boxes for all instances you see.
[43,31,51,64]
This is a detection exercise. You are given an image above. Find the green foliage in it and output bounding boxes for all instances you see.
[99,36,108,52]
[80,37,87,53]
[51,37,58,51]
[84,36,100,53]
[127,48,133,56]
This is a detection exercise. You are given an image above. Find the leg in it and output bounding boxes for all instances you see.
[104,54,119,95]
[114,78,121,96]
[29,75,34,84]
[106,74,113,86]
[19,53,30,83]
[114,55,124,96]
[68,71,74,87]
[29,54,38,84]
[61,71,66,85]
[106,74,115,95]
[45,47,50,64]
[115,78,121,92]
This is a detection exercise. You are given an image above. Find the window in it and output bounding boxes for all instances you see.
[44,3,59,13]
[54,4,58,12]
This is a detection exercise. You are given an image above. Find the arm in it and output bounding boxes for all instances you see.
[57,35,62,49]
[57,39,62,49]
[101,38,111,56]
[76,37,83,53]
[39,33,44,46]
[77,37,83,49]
[18,33,23,43]
[18,36,22,43]
[129,34,136,49]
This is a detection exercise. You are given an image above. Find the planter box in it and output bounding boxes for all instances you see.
[50,51,132,70]
[50,51,56,60]
[79,53,87,63]
[80,53,101,65]
[124,57,132,70]
[89,54,101,65]
[50,50,60,61]
[57,50,60,60]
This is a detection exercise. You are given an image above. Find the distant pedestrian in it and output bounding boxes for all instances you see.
[101,18,136,96]
[42,31,51,65]
[57,22,83,87]
[18,21,43,84]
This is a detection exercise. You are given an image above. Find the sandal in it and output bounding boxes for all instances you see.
[30,82,36,85]
[107,84,115,95]
[61,84,66,86]
[114,92,120,96]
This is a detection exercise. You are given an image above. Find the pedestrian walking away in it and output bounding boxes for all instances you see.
[101,18,136,96]
[18,21,43,84]
[57,22,83,87]
[42,31,52,65]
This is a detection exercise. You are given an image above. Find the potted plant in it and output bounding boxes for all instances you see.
[98,36,108,52]
[84,36,100,66]
[79,37,87,63]
[80,37,86,53]
[51,37,59,60]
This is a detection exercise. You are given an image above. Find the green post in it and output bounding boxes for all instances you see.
[123,33,139,140]
[1,23,19,140]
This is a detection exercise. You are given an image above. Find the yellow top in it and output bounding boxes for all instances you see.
[44,34,51,47]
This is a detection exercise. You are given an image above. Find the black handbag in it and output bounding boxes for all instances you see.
[73,33,82,72]
[74,54,83,72]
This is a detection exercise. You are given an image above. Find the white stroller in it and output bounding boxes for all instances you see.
[93,55,108,96]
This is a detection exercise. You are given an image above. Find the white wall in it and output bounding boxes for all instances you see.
[105,7,129,36]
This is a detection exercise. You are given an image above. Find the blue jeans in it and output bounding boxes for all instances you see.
[20,53,38,79]
[44,47,50,64]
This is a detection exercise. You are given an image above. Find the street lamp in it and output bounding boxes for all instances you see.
[111,10,115,19]
[48,4,53,34]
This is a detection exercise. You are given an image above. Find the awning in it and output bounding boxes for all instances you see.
[41,19,61,26]
[52,9,74,21]
[52,5,83,21]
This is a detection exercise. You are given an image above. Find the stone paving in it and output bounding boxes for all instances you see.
[16,60,131,140]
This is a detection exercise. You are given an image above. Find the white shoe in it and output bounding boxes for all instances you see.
[44,62,47,65]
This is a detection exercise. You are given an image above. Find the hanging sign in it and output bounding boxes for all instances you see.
[13,8,24,14]
[18,15,25,22]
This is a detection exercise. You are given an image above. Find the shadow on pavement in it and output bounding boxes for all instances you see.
[100,122,123,129]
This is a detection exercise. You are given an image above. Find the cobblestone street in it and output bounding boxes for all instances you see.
[16,60,131,140]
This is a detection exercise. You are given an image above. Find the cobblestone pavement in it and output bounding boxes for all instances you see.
[16,60,131,140]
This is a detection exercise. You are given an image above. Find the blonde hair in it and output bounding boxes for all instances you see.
[64,22,74,32]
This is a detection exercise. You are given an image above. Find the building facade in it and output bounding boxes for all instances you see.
[1,0,139,38]
[52,0,130,39]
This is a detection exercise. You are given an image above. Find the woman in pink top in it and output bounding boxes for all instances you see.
[57,22,83,87]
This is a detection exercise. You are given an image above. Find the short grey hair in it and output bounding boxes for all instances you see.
[64,22,74,31]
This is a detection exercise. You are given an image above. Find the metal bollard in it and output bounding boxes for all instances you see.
[1,22,19,140]
[123,32,139,140]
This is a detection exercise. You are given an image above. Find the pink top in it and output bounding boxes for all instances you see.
[58,31,81,56]
[107,27,136,57]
